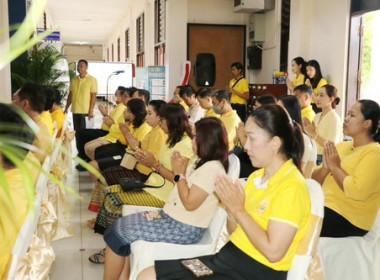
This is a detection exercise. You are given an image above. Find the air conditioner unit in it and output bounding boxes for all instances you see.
[233,0,275,13]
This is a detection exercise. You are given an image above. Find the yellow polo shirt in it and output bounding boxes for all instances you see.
[101,103,126,131]
[220,110,241,151]
[144,135,194,202]
[322,141,380,230]
[40,110,55,137]
[204,108,220,118]
[50,108,65,137]
[136,125,167,175]
[69,74,98,114]
[102,121,151,146]
[301,105,315,122]
[0,168,29,276]
[311,78,328,103]
[229,77,249,105]
[292,74,305,88]
[230,159,310,271]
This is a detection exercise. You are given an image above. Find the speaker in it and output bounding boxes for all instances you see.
[195,53,216,86]
[247,46,262,70]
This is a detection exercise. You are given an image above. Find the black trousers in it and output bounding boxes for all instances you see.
[231,103,246,122]
[76,128,108,161]
[321,207,368,237]
[72,113,87,132]
[94,141,127,160]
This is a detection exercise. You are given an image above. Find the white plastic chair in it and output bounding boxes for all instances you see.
[318,207,380,280]
[287,179,324,280]
[123,154,240,279]
[6,156,51,280]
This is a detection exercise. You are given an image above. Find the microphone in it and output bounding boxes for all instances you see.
[112,70,125,75]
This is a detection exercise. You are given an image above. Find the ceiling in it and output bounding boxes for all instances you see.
[46,0,132,45]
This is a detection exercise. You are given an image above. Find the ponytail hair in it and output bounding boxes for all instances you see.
[293,56,307,82]
[321,84,340,109]
[358,100,380,143]
[249,104,304,172]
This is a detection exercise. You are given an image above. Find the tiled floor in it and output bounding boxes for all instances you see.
[49,108,107,280]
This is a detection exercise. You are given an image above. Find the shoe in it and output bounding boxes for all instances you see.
[75,164,86,171]
[89,248,106,264]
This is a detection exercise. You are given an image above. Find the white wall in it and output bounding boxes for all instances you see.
[288,0,351,116]
[0,0,11,102]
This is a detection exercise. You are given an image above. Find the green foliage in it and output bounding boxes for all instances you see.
[11,42,69,99]
[361,13,374,91]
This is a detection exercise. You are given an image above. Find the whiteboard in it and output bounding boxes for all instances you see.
[77,62,134,96]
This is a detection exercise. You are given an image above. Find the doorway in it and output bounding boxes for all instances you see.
[346,9,380,111]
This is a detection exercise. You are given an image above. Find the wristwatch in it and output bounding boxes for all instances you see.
[174,174,186,183]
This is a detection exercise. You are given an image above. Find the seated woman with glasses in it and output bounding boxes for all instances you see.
[138,105,311,280]
[103,117,229,279]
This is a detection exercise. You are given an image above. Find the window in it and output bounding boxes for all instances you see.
[117,38,120,62]
[136,13,145,66]
[125,28,130,61]
[155,0,165,44]
[154,0,166,66]
[112,44,114,61]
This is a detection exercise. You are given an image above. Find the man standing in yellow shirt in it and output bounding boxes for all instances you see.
[212,89,241,151]
[293,84,316,122]
[226,62,249,122]
[64,59,98,141]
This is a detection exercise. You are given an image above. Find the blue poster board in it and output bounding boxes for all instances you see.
[148,66,165,100]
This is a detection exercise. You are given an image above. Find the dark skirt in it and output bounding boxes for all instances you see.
[155,242,287,280]
[321,207,369,237]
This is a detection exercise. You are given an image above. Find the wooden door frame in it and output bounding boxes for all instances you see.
[187,23,246,77]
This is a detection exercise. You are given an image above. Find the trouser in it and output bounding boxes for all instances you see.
[85,138,111,161]
[231,103,246,122]
[73,113,87,156]
[76,128,108,161]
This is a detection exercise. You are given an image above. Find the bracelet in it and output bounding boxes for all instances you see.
[154,163,161,172]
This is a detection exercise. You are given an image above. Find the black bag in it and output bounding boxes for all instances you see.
[119,171,165,191]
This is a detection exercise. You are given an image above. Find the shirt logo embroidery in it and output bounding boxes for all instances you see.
[256,198,268,215]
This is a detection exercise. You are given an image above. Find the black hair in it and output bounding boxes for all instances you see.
[77,59,88,66]
[306,60,323,89]
[159,103,193,148]
[249,104,304,172]
[231,62,244,71]
[293,84,313,96]
[0,103,35,167]
[195,87,214,98]
[179,85,196,98]
[125,87,138,97]
[51,88,63,106]
[148,100,166,115]
[17,82,46,113]
[292,57,307,82]
[213,89,230,103]
[256,94,276,106]
[278,95,304,131]
[194,117,229,172]
[126,98,147,128]
[358,100,380,143]
[117,86,127,96]
[135,89,150,104]
[321,84,340,109]
[42,86,55,111]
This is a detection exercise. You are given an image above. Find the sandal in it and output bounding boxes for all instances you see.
[88,248,106,264]
[87,218,96,229]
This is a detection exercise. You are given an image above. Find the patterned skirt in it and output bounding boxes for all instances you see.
[88,166,147,213]
[93,181,165,234]
[104,210,206,256]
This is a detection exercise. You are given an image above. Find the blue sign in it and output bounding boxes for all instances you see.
[37,29,60,41]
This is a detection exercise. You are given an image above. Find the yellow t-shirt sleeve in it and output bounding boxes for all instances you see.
[343,149,380,201]
[90,76,98,93]
[270,181,310,228]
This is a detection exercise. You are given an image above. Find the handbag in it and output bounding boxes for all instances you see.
[120,149,137,170]
[119,171,165,191]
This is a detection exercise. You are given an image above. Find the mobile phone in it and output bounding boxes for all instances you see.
[181,258,213,278]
